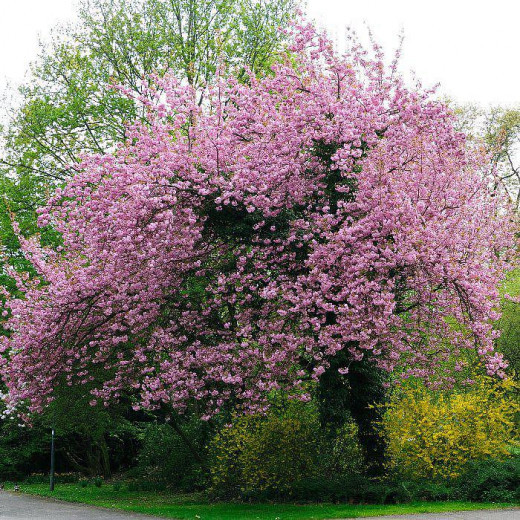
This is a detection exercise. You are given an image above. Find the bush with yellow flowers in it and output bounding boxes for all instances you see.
[380,377,519,481]
[208,400,363,498]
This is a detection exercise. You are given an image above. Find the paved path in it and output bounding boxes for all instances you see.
[358,509,520,520]
[0,491,160,519]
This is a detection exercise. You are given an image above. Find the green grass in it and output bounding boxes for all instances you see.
[8,483,518,519]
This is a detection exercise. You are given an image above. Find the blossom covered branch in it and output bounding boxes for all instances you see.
[0,24,514,417]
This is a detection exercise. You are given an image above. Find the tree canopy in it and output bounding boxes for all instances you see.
[0,24,513,419]
[2,0,295,182]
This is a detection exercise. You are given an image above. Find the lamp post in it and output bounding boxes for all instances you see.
[49,428,55,492]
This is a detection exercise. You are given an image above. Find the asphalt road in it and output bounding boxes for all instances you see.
[0,491,518,519]
[359,510,520,520]
[0,491,158,519]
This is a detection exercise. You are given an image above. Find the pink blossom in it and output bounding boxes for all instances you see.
[0,23,515,417]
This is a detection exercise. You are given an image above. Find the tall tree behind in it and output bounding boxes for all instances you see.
[454,104,520,210]
[484,108,520,208]
[1,0,296,193]
[454,104,520,387]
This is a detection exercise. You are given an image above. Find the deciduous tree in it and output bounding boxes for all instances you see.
[0,25,513,422]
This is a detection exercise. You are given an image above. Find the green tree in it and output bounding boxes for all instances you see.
[484,108,520,208]
[497,270,520,380]
[1,0,296,188]
[453,104,520,210]
[453,104,520,379]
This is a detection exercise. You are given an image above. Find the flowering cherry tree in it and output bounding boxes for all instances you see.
[0,25,514,418]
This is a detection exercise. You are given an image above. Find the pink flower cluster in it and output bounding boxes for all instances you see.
[0,24,514,417]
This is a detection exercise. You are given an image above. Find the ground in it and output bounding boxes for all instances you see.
[1,484,518,519]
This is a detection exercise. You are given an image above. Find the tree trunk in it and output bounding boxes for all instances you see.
[317,347,387,475]
[169,417,205,465]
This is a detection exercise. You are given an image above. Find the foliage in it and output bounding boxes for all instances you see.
[0,381,144,480]
[484,107,520,207]
[455,456,520,502]
[0,418,50,480]
[317,354,387,473]
[0,0,296,481]
[287,475,369,503]
[381,378,519,480]
[209,401,325,498]
[453,104,520,210]
[0,406,141,480]
[24,472,80,484]
[0,0,296,334]
[130,419,208,490]
[0,23,513,419]
[0,0,296,330]
[0,3,516,501]
[1,0,295,186]
[112,480,123,491]
[209,399,364,499]
[497,269,520,379]
[322,420,365,479]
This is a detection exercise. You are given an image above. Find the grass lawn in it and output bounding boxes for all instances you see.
[8,483,518,519]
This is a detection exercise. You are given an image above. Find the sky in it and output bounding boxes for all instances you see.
[0,0,519,107]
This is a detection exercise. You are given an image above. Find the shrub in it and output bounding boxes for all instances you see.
[209,400,364,499]
[320,421,365,478]
[209,403,319,498]
[385,480,455,502]
[497,269,520,381]
[290,474,370,503]
[131,418,208,491]
[455,455,520,502]
[288,478,455,505]
[23,474,49,484]
[381,377,519,480]
[24,473,80,484]
[0,419,50,480]
[112,481,123,492]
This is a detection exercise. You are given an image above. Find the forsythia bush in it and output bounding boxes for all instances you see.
[209,402,363,498]
[381,378,519,480]
[325,421,365,477]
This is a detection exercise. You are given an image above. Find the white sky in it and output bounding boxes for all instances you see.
[0,0,519,107]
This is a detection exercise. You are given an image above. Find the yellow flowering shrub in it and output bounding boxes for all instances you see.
[381,377,519,480]
[209,402,320,496]
[209,401,362,497]
[208,414,262,497]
